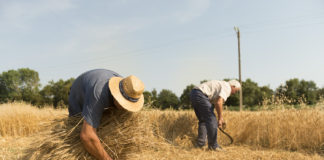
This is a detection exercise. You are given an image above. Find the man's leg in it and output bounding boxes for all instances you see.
[206,105,219,149]
[191,89,209,147]
[193,107,207,147]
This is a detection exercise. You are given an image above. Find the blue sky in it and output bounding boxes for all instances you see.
[1,0,324,96]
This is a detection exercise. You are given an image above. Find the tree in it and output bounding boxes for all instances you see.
[0,77,6,102]
[0,68,40,104]
[151,89,157,100]
[179,84,195,109]
[297,80,317,104]
[0,70,22,102]
[143,89,160,108]
[225,79,273,107]
[200,79,208,84]
[318,87,324,100]
[276,78,318,105]
[39,85,53,106]
[276,78,299,104]
[40,78,74,108]
[157,89,179,110]
[243,79,263,106]
[143,91,153,105]
[260,86,274,102]
[53,78,74,108]
[225,93,239,106]
[243,79,274,106]
[18,68,41,105]
[151,88,158,107]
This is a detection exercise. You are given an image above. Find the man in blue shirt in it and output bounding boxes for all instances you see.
[69,69,145,160]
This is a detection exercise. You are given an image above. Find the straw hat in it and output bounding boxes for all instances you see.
[109,75,145,112]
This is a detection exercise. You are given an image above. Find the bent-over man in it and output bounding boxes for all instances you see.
[190,80,241,150]
[68,69,145,160]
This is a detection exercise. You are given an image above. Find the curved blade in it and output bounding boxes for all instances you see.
[219,128,233,145]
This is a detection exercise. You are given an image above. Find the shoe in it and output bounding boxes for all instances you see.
[194,143,205,149]
[208,145,223,151]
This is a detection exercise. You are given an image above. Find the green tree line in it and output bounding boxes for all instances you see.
[1,68,324,109]
[0,68,74,108]
[144,79,324,110]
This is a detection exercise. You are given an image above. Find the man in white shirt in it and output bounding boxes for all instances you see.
[190,80,241,150]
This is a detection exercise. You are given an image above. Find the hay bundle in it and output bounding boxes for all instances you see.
[23,109,249,160]
[26,108,171,160]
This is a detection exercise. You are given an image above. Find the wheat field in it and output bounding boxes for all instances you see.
[0,102,323,160]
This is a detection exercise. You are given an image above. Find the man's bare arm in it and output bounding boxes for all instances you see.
[213,97,224,128]
[80,120,112,160]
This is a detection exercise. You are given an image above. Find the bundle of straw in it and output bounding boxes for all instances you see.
[26,108,172,159]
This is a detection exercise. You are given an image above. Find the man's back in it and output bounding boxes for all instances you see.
[196,80,231,102]
[68,69,122,128]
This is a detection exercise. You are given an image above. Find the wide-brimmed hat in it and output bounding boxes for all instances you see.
[109,75,145,112]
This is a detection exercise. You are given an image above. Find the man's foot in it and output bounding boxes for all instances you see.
[208,145,224,151]
[194,143,205,149]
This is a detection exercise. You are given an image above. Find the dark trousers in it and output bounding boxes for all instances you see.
[190,89,219,149]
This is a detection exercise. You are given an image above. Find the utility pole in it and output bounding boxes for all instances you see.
[234,26,243,111]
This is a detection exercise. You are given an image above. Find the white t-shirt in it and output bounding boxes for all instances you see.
[195,80,231,102]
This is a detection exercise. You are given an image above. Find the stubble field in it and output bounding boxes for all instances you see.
[0,102,323,160]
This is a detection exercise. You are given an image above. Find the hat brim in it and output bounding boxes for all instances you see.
[109,77,144,112]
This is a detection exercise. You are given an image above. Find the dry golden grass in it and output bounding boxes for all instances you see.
[130,146,324,160]
[1,136,322,160]
[0,102,67,137]
[27,108,323,159]
[226,109,324,153]
[0,103,323,160]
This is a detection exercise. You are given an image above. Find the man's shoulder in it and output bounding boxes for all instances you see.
[83,69,121,76]
[209,80,226,86]
[80,69,122,83]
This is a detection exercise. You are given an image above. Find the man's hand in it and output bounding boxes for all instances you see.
[80,120,112,160]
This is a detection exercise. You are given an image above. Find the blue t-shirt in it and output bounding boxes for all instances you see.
[68,69,122,128]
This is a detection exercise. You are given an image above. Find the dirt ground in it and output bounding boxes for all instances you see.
[1,134,322,160]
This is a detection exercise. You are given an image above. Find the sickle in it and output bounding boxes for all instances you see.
[219,127,233,145]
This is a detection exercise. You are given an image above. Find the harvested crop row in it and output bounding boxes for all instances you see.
[25,107,324,159]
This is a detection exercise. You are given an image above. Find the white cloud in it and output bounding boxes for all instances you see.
[174,0,211,23]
